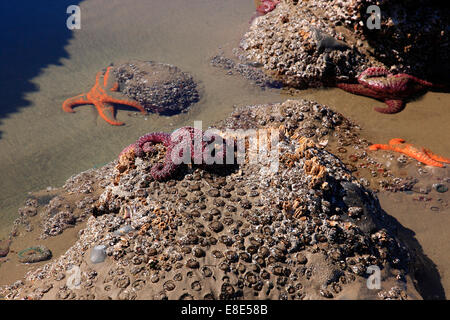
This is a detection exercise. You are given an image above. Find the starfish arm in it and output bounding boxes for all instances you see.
[359,67,390,79]
[370,141,443,167]
[103,66,119,91]
[397,147,443,167]
[368,144,393,151]
[105,96,147,114]
[389,142,444,167]
[423,148,450,164]
[388,138,406,145]
[374,99,405,114]
[400,74,434,88]
[370,138,446,167]
[62,94,90,113]
[336,83,383,99]
[94,102,125,126]
[110,82,119,92]
[103,67,112,87]
[94,71,102,86]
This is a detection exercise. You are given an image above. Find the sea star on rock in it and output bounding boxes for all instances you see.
[250,0,280,22]
[135,132,176,181]
[255,0,280,15]
[337,67,434,114]
[368,138,450,167]
[62,67,147,125]
[118,127,230,181]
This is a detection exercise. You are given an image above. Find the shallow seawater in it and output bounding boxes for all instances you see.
[378,187,450,299]
[295,88,450,157]
[0,0,449,298]
[0,0,284,236]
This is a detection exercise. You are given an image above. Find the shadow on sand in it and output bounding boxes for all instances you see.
[0,0,82,139]
[382,209,446,299]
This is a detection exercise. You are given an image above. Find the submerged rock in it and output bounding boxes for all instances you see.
[0,239,11,258]
[113,60,200,115]
[17,245,52,264]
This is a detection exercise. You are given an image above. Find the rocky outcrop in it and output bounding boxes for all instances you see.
[239,0,449,88]
[0,99,426,300]
[113,60,200,115]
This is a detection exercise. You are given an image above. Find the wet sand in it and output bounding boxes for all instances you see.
[0,219,85,286]
[289,88,450,157]
[297,88,450,298]
[378,181,450,299]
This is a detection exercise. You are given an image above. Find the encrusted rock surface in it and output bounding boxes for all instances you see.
[210,53,283,89]
[113,60,200,115]
[0,99,427,300]
[239,0,449,88]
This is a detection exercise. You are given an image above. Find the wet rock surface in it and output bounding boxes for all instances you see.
[9,165,113,240]
[17,245,52,264]
[210,52,283,89]
[0,99,428,300]
[0,240,11,258]
[239,0,449,88]
[240,1,369,88]
[317,0,449,82]
[113,60,200,115]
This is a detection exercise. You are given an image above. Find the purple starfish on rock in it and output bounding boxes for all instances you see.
[135,132,176,181]
[337,67,435,114]
[119,127,230,182]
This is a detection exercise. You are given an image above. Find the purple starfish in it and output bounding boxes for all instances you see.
[135,132,176,181]
[170,126,228,166]
[337,67,434,114]
[119,127,229,181]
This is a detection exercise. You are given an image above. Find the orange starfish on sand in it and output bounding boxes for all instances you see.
[62,67,147,125]
[368,138,450,167]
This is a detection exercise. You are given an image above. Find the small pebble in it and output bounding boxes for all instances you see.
[433,184,448,193]
[90,245,107,264]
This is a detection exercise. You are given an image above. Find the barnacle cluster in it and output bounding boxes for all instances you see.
[1,99,423,300]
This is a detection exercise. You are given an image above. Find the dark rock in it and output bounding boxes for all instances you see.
[114,60,200,115]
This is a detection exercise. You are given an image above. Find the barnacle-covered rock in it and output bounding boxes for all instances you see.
[1,99,432,300]
[240,0,449,88]
[113,60,200,115]
[240,1,369,88]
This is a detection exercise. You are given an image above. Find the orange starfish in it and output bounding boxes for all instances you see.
[368,138,450,167]
[62,67,147,125]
